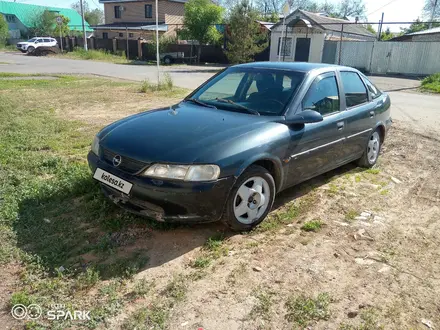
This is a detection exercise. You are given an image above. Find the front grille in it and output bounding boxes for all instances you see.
[101,148,149,174]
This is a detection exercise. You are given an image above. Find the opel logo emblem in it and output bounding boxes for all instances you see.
[112,155,122,167]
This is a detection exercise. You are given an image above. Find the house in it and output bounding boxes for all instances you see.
[270,9,375,62]
[391,26,440,42]
[0,1,93,42]
[94,0,186,40]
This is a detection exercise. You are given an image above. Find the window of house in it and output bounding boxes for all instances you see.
[114,6,121,18]
[303,75,340,116]
[103,32,109,39]
[129,33,134,38]
[340,71,368,107]
[6,15,15,22]
[119,32,123,37]
[277,37,292,57]
[145,4,153,18]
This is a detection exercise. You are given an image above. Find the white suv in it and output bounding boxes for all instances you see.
[16,37,58,53]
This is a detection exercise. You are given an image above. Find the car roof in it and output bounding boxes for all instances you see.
[232,61,351,73]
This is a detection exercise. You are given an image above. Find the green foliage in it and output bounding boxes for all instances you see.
[10,291,34,307]
[65,48,128,63]
[365,24,376,34]
[380,27,394,41]
[301,220,323,232]
[122,305,168,330]
[0,14,8,46]
[180,0,223,62]
[146,35,176,56]
[226,1,268,64]
[401,18,440,34]
[29,10,70,36]
[285,293,331,326]
[139,73,174,93]
[421,73,440,93]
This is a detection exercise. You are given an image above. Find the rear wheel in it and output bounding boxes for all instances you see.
[222,165,275,231]
[357,129,381,168]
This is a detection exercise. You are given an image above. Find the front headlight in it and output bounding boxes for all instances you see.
[143,164,220,181]
[91,135,100,155]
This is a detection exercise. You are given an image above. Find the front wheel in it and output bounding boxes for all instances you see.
[357,129,381,168]
[222,165,275,231]
[27,46,35,54]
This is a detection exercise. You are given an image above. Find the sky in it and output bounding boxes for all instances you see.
[7,0,427,32]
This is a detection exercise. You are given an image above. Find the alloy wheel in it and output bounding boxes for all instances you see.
[233,176,271,224]
[367,131,380,163]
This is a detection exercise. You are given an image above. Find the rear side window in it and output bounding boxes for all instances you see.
[362,75,382,99]
[303,75,340,116]
[340,71,368,107]
[43,38,50,42]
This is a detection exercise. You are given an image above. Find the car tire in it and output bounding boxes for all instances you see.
[357,128,381,168]
[27,46,35,54]
[222,165,275,231]
[163,56,172,65]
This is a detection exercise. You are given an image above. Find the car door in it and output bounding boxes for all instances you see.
[35,38,44,47]
[338,71,375,159]
[285,71,346,187]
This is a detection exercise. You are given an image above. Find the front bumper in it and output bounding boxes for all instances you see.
[87,151,235,223]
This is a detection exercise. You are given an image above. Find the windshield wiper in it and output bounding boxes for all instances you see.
[185,98,217,109]
[215,98,260,116]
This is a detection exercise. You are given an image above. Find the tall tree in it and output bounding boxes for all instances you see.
[401,17,440,34]
[179,0,224,63]
[423,0,440,21]
[0,15,8,46]
[226,1,268,63]
[71,1,104,25]
[29,10,70,36]
[335,0,366,19]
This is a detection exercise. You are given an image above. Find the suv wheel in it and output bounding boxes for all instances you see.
[357,129,381,168]
[222,165,275,231]
[27,46,35,54]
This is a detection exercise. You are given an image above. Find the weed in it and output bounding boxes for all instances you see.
[63,48,128,64]
[345,210,358,222]
[192,256,211,268]
[10,291,34,307]
[204,234,228,258]
[131,278,153,298]
[285,293,331,326]
[340,308,384,330]
[355,175,362,183]
[139,79,152,93]
[160,73,174,90]
[380,189,389,195]
[328,183,339,194]
[227,262,247,285]
[301,220,323,232]
[75,268,100,290]
[365,168,380,174]
[122,305,168,330]
[250,289,273,320]
[421,73,440,93]
[164,275,186,301]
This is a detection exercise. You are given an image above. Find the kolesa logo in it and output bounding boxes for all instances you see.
[11,304,90,321]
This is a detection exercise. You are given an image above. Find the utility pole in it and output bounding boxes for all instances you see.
[429,0,438,29]
[80,0,88,50]
[378,12,384,41]
[155,0,160,86]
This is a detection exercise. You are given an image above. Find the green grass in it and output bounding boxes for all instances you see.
[365,168,380,175]
[340,308,384,330]
[301,220,323,232]
[345,210,358,222]
[421,73,440,93]
[0,44,17,51]
[285,293,331,327]
[62,48,129,64]
[139,73,174,93]
[122,305,168,330]
[0,75,185,328]
[250,289,273,321]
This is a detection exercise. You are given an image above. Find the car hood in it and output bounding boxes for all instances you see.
[99,102,280,163]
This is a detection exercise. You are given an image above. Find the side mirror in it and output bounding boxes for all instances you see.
[285,110,323,125]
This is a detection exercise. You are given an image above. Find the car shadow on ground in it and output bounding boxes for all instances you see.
[14,162,361,280]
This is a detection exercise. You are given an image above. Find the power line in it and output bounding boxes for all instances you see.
[367,0,400,16]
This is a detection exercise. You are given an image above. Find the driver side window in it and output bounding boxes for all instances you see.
[302,75,340,116]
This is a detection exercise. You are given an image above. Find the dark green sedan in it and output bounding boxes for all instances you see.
[88,62,391,231]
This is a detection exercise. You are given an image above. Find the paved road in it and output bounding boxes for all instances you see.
[1,51,439,134]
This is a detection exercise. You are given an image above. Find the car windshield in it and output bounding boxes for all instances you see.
[189,67,305,116]
[27,38,37,42]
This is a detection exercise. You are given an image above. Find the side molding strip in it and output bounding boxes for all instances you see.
[290,137,345,159]
[346,128,372,140]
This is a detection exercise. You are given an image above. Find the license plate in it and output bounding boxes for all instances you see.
[93,168,133,194]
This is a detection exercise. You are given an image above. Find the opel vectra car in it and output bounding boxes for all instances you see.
[88,62,391,231]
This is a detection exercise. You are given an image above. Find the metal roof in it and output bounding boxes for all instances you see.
[407,26,440,36]
[0,1,93,31]
[273,9,375,38]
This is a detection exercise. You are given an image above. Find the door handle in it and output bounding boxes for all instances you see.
[337,121,344,130]
[369,111,375,118]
